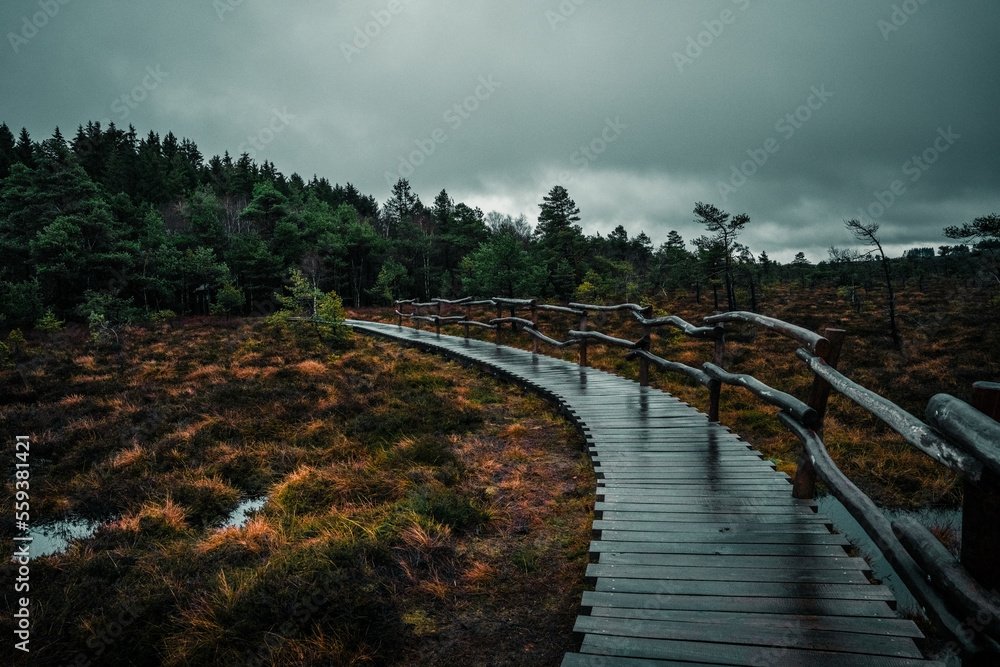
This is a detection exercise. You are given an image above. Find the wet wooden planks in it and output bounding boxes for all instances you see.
[346,321,943,666]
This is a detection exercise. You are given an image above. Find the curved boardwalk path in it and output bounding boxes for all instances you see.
[347,320,943,667]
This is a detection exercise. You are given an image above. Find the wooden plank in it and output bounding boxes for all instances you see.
[576,635,942,666]
[593,520,834,534]
[595,474,792,484]
[594,512,830,524]
[595,502,817,516]
[594,449,766,458]
[597,469,780,479]
[591,541,851,558]
[596,497,803,508]
[593,530,849,545]
[594,454,770,462]
[596,485,795,494]
[573,615,923,658]
[596,498,812,511]
[585,606,923,637]
[586,563,870,585]
[595,551,869,571]
[595,461,775,470]
[593,578,897,602]
[580,591,897,618]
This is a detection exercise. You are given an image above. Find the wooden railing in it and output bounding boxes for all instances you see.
[391,297,1000,660]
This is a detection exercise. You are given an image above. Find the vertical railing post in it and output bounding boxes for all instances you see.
[792,328,847,499]
[463,304,471,340]
[495,301,502,345]
[712,325,725,367]
[962,381,1000,595]
[638,324,651,387]
[707,380,721,422]
[435,301,441,335]
[530,302,539,354]
[396,301,403,327]
[578,310,588,367]
[414,304,421,331]
[708,325,725,421]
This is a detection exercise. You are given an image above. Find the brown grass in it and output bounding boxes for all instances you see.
[0,316,594,666]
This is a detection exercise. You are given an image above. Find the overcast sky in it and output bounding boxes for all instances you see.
[2,0,997,262]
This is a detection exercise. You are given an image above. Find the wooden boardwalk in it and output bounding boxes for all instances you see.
[347,320,943,666]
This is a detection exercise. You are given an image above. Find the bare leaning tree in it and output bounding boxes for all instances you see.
[845,218,902,350]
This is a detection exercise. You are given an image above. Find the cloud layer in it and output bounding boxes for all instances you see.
[2,0,997,261]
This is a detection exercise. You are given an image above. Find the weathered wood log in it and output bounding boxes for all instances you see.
[569,302,652,316]
[464,300,497,307]
[925,392,1000,480]
[702,363,818,427]
[458,320,496,329]
[892,515,1000,645]
[632,311,720,339]
[394,299,416,306]
[431,296,473,305]
[491,297,536,307]
[705,310,832,357]
[567,330,639,349]
[535,304,586,316]
[625,349,715,389]
[777,412,981,655]
[412,301,438,308]
[797,348,985,483]
[489,316,535,328]
[522,327,581,349]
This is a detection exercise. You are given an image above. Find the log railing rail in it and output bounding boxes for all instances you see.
[387,296,1000,659]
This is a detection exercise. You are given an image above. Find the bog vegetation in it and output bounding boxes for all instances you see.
[0,317,593,665]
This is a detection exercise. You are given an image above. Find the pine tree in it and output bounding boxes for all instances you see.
[381,178,420,238]
[693,202,749,311]
[14,128,35,168]
[0,123,15,180]
[535,185,584,298]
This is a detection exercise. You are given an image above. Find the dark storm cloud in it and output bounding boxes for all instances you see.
[2,0,997,262]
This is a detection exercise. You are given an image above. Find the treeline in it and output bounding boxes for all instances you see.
[0,121,997,330]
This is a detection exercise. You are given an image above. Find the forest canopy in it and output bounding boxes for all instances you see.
[0,121,996,329]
